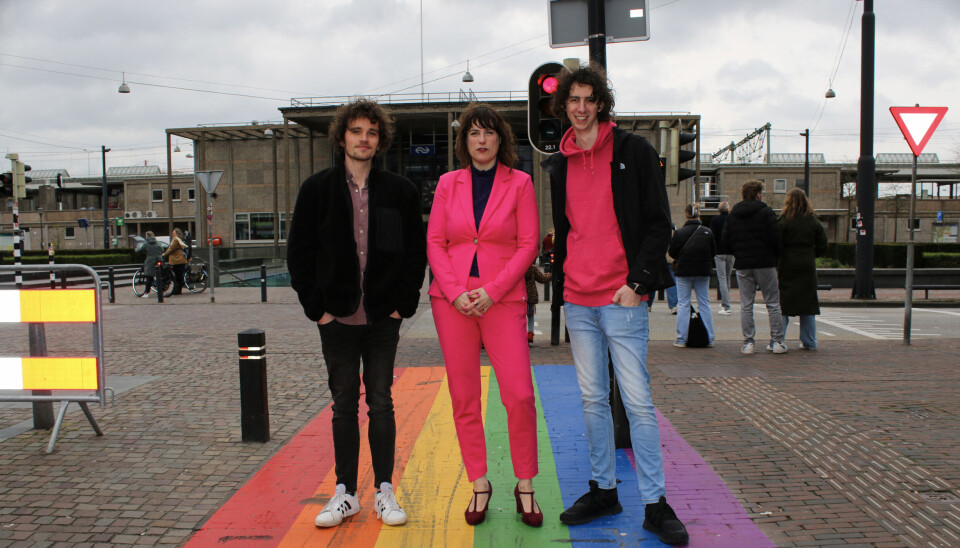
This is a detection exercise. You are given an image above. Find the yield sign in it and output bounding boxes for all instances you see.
[889,106,948,156]
[196,170,223,194]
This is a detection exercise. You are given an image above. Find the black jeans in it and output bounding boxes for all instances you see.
[171,263,186,294]
[317,316,401,493]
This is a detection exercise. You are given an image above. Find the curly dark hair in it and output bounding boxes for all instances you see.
[328,99,393,155]
[741,180,765,201]
[454,103,517,169]
[551,62,615,122]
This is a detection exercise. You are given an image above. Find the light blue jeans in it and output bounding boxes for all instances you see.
[784,315,817,349]
[563,302,665,504]
[675,276,715,345]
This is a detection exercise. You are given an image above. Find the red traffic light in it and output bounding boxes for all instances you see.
[539,74,559,95]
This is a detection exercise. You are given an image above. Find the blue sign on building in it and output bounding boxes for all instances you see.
[410,144,435,156]
[937,211,943,222]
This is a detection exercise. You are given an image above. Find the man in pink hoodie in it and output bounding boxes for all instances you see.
[541,63,687,546]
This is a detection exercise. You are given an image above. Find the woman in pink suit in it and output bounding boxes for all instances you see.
[427,104,543,527]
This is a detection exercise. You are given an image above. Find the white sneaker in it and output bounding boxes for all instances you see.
[315,484,360,528]
[670,307,678,315]
[718,308,731,316]
[140,293,152,298]
[771,341,788,354]
[374,482,407,526]
[740,342,754,355]
[673,340,685,348]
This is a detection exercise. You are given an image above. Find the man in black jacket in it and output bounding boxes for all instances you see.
[287,99,426,529]
[541,63,687,546]
[722,180,786,355]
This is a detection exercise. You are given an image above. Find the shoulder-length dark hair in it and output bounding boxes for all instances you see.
[782,188,815,221]
[551,62,615,122]
[328,99,393,156]
[454,103,517,169]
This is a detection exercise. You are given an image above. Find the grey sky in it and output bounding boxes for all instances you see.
[1,0,958,177]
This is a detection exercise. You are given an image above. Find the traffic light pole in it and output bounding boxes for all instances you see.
[587,0,607,67]
[101,146,110,250]
[852,0,876,299]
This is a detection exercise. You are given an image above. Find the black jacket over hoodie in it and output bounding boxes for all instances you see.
[669,220,716,277]
[722,199,780,269]
[287,164,427,323]
[541,128,674,309]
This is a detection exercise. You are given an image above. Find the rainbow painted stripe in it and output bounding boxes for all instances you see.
[187,366,774,547]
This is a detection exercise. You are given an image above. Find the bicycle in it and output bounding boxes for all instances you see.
[183,259,209,294]
[132,262,176,298]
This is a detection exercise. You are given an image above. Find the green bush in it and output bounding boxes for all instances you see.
[825,243,960,268]
[1,250,138,266]
[921,252,960,268]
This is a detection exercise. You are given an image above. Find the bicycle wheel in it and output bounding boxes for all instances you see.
[161,268,176,297]
[132,268,147,296]
[187,267,208,294]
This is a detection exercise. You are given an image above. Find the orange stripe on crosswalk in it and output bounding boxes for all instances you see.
[278,366,444,547]
[20,357,98,390]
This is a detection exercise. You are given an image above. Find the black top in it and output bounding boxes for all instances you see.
[469,162,496,277]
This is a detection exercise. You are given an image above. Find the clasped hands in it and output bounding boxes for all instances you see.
[453,288,493,317]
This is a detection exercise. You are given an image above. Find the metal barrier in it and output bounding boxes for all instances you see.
[0,264,108,453]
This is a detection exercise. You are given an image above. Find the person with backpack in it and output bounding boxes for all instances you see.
[668,204,716,348]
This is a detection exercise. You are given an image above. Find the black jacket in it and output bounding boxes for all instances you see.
[287,165,427,323]
[709,212,732,254]
[669,220,716,277]
[542,128,674,309]
[722,199,780,269]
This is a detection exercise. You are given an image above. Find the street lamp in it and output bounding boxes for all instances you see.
[800,129,810,195]
[101,146,111,249]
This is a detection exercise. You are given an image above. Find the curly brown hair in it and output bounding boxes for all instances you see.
[741,180,764,201]
[328,99,393,156]
[454,103,517,169]
[550,62,615,122]
[781,188,815,221]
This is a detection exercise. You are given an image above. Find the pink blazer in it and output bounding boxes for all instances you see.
[427,163,540,304]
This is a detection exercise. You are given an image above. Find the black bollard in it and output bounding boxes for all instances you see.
[29,323,54,429]
[60,270,67,289]
[260,265,267,303]
[108,267,115,304]
[157,261,164,303]
[238,329,270,442]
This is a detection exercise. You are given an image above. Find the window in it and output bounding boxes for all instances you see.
[235,212,287,242]
[172,188,181,201]
[188,188,196,201]
[152,189,163,202]
[65,226,76,239]
[773,178,787,194]
[909,218,920,231]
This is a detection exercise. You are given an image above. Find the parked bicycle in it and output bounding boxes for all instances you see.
[132,259,208,297]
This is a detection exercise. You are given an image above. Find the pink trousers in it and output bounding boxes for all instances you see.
[431,281,538,482]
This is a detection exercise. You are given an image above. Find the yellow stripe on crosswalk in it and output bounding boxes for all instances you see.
[375,366,491,548]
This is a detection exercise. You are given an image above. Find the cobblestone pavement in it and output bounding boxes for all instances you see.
[0,285,958,546]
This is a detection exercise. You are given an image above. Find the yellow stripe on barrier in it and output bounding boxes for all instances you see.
[21,357,99,390]
[19,290,97,323]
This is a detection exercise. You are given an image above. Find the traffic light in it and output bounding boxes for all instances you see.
[667,127,697,185]
[0,172,11,196]
[12,159,31,199]
[528,62,567,154]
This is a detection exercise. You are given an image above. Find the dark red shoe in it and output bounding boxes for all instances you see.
[465,483,492,525]
[514,483,543,527]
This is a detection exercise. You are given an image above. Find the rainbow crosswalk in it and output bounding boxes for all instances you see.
[186,366,773,547]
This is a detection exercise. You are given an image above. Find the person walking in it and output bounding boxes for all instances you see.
[778,189,828,350]
[287,99,427,529]
[161,228,189,295]
[542,63,687,545]
[709,202,734,315]
[723,180,786,355]
[427,103,543,527]
[139,231,164,298]
[525,261,552,345]
[669,205,716,347]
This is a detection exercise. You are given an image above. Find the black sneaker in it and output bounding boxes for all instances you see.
[643,496,689,545]
[559,480,622,525]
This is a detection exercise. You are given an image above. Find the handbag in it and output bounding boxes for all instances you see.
[685,306,710,348]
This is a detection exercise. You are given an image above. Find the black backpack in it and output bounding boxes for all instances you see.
[686,307,710,348]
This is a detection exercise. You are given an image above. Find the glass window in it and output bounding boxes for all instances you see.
[152,189,163,202]
[773,179,787,194]
[172,188,181,201]
[188,188,196,201]
[65,226,76,239]
[235,212,286,242]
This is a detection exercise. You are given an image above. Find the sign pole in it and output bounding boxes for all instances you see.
[903,153,917,344]
[208,197,215,304]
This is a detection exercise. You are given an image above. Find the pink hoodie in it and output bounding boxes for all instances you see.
[560,121,631,306]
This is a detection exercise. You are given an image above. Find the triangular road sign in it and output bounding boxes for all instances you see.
[196,170,223,194]
[889,106,948,156]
